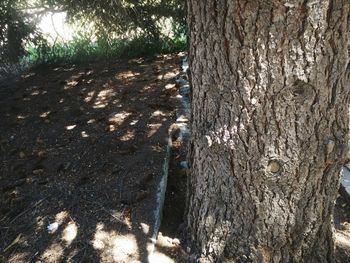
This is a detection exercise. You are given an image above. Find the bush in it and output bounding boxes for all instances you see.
[0,0,187,77]
[21,33,187,65]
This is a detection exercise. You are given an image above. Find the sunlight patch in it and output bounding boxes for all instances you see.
[40,111,51,118]
[65,124,77,130]
[142,85,153,92]
[87,119,96,124]
[147,123,162,137]
[116,70,140,81]
[93,88,116,109]
[92,223,139,262]
[120,130,135,141]
[31,90,40,96]
[42,243,64,262]
[109,111,132,125]
[92,223,113,250]
[151,110,167,117]
[81,131,89,138]
[140,223,150,235]
[64,80,80,89]
[22,72,36,79]
[112,235,138,262]
[84,91,95,102]
[8,252,30,263]
[55,211,69,224]
[62,222,78,245]
[336,232,350,248]
[151,145,163,152]
[130,119,139,126]
[107,124,116,132]
[35,216,45,231]
[163,71,177,80]
[148,251,175,263]
[17,115,28,119]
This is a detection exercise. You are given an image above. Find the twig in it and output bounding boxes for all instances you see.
[9,197,48,224]
[26,251,39,263]
[3,234,21,252]
[119,168,130,200]
[100,206,125,226]
[81,197,125,225]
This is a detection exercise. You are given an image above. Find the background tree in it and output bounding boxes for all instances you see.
[185,1,350,262]
[0,0,185,77]
[0,0,40,75]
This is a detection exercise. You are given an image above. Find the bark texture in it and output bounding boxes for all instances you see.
[186,1,350,262]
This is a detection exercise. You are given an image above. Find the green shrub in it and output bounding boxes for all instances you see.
[21,32,187,66]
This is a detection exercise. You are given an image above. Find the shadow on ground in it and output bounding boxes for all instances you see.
[0,54,182,263]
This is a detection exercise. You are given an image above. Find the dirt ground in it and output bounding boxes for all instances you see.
[1,53,350,263]
[0,54,183,263]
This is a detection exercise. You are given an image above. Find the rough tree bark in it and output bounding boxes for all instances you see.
[186,1,350,262]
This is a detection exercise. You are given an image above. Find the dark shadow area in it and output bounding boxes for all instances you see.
[160,134,187,238]
[0,54,181,263]
[334,195,350,263]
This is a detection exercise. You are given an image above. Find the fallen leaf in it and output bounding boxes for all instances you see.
[36,138,44,144]
[3,234,21,252]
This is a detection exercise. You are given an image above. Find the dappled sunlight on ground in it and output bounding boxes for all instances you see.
[116,70,141,83]
[0,54,182,262]
[334,197,350,261]
[336,231,350,249]
[147,124,163,138]
[148,251,176,263]
[8,252,30,263]
[93,88,117,109]
[119,130,136,142]
[62,222,78,245]
[42,243,64,262]
[92,224,140,262]
[109,111,133,126]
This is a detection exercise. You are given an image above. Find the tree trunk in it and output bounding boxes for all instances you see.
[186,1,350,262]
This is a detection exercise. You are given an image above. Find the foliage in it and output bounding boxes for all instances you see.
[0,0,186,77]
[0,0,40,76]
[42,0,186,38]
[22,33,186,65]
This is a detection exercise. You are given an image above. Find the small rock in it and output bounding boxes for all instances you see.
[47,222,59,233]
[33,169,44,175]
[180,161,189,169]
[175,77,188,87]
